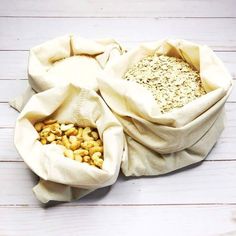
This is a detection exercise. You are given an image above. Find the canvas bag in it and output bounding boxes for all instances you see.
[14,84,126,203]
[98,39,233,177]
[10,35,124,112]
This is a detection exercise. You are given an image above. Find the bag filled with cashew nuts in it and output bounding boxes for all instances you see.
[98,39,233,176]
[14,84,126,203]
[10,35,124,112]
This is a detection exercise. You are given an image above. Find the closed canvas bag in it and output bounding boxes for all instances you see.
[14,84,126,203]
[10,35,124,111]
[98,39,233,176]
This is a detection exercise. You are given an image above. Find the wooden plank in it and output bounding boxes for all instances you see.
[4,130,236,162]
[1,161,236,205]
[0,0,235,17]
[0,80,28,102]
[0,129,19,160]
[0,104,18,127]
[0,102,235,162]
[0,51,235,80]
[216,52,236,79]
[1,18,236,50]
[0,51,28,80]
[1,125,236,161]
[0,205,236,236]
[0,78,235,102]
[0,100,236,130]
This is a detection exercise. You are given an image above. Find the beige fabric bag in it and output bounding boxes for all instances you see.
[10,35,124,111]
[98,39,233,176]
[14,84,126,203]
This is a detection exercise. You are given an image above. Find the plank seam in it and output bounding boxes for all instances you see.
[1,203,236,208]
[1,49,236,52]
[4,78,235,81]
[0,159,236,163]
[0,16,236,19]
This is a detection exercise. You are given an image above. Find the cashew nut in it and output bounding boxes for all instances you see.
[55,135,62,140]
[91,131,99,141]
[91,152,103,168]
[65,127,78,136]
[40,138,47,145]
[34,122,44,132]
[89,146,103,156]
[60,123,74,131]
[62,135,71,149]
[74,153,82,162]
[82,127,94,141]
[46,133,56,142]
[91,152,102,161]
[56,140,63,145]
[96,139,103,146]
[64,149,74,160]
[40,127,51,138]
[93,158,103,168]
[68,135,76,143]
[49,124,61,135]
[74,149,89,157]
[83,155,91,163]
[77,128,83,138]
[70,140,81,151]
[44,119,57,125]
[81,140,99,150]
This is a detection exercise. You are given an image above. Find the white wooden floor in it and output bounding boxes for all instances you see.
[0,1,236,235]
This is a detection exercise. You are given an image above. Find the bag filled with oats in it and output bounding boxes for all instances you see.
[98,39,233,176]
[10,35,124,111]
[14,84,126,203]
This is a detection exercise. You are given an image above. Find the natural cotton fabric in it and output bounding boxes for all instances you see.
[14,84,126,203]
[10,35,124,112]
[98,39,233,176]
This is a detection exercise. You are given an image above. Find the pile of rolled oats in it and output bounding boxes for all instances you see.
[124,55,206,113]
[34,119,104,168]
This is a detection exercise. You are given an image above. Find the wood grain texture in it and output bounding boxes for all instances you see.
[0,80,28,102]
[1,160,236,206]
[1,126,236,162]
[1,103,235,161]
[0,104,18,127]
[0,79,235,102]
[1,18,236,50]
[1,205,236,236]
[0,51,28,80]
[0,0,235,17]
[0,51,235,80]
[1,1,236,235]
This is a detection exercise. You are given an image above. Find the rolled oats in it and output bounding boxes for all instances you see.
[123,55,206,113]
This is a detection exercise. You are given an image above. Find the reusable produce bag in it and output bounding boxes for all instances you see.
[10,35,124,111]
[98,39,233,176]
[14,84,125,203]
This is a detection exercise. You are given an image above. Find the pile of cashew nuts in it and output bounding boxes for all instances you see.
[34,119,104,168]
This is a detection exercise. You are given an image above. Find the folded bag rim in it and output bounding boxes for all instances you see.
[113,86,231,154]
[28,34,124,93]
[97,38,233,155]
[98,39,232,122]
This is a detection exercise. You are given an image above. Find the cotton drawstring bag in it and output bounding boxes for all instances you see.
[14,84,126,203]
[10,35,124,112]
[98,39,233,176]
